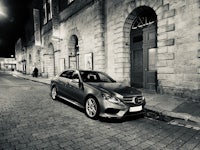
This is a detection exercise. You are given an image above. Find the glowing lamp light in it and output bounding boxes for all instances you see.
[0,11,5,16]
[0,1,7,18]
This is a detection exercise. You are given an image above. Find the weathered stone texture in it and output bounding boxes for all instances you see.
[156,0,200,99]
[158,39,175,47]
[158,53,174,60]
[158,67,175,74]
[59,1,104,70]
[157,60,167,67]
[197,67,200,74]
[163,9,176,19]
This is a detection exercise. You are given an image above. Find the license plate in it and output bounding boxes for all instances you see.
[129,106,142,112]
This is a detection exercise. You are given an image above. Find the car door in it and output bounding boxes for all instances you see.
[68,72,86,105]
[57,70,74,99]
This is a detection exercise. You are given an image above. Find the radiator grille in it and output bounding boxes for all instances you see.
[123,96,143,105]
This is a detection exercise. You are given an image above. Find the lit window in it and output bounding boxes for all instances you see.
[43,1,47,24]
[43,0,52,24]
[47,0,52,20]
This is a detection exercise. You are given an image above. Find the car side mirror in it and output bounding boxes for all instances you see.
[72,78,79,83]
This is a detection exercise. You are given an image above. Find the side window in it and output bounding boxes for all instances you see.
[87,74,97,81]
[98,73,111,82]
[86,73,98,82]
[72,73,79,79]
[60,71,74,79]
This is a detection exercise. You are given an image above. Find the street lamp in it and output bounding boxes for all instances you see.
[0,1,7,18]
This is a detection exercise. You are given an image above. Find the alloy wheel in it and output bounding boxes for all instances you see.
[85,97,98,119]
[51,87,57,100]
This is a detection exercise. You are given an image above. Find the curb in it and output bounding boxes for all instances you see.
[145,105,200,124]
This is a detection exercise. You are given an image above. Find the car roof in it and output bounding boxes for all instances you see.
[62,69,103,73]
[58,69,115,82]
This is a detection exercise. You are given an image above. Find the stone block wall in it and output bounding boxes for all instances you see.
[15,39,23,71]
[41,27,60,77]
[157,0,200,99]
[59,0,106,71]
[106,0,126,80]
[25,43,37,75]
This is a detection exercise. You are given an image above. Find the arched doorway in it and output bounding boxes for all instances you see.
[130,6,157,90]
[68,35,79,69]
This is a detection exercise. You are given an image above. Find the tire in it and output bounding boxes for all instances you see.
[51,86,57,100]
[85,97,99,119]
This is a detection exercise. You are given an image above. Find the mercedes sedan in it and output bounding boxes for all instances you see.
[50,70,146,119]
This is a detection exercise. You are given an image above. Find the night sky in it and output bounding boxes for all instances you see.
[0,0,32,58]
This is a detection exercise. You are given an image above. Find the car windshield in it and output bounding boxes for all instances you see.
[80,71,115,83]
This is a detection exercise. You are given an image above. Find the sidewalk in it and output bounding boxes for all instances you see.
[11,70,51,85]
[9,70,200,125]
[143,92,200,124]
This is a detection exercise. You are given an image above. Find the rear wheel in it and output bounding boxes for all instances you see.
[51,87,57,100]
[85,97,99,119]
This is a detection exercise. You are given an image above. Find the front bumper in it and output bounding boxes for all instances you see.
[99,99,146,119]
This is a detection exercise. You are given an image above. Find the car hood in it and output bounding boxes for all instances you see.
[87,82,141,97]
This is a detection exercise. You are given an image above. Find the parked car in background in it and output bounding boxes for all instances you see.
[50,70,146,119]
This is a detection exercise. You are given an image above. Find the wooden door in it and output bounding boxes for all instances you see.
[143,24,157,90]
[130,28,143,88]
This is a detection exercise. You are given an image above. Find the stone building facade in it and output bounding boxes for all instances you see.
[15,0,200,100]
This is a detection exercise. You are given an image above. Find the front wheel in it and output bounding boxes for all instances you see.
[51,87,57,100]
[85,97,99,119]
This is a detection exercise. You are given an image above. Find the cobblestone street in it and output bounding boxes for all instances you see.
[0,72,200,150]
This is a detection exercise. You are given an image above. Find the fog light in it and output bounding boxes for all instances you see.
[105,108,120,114]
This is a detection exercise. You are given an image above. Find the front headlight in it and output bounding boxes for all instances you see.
[101,92,122,104]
